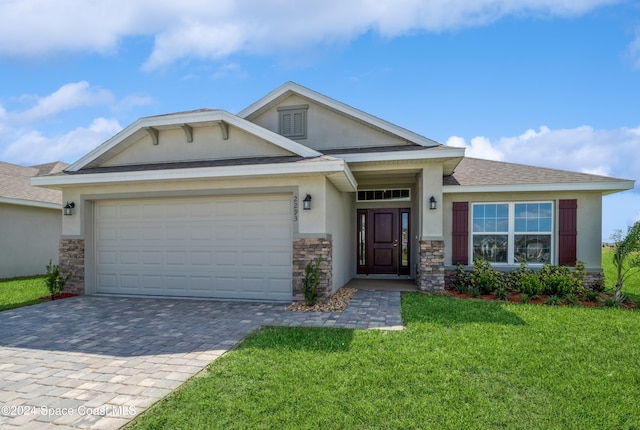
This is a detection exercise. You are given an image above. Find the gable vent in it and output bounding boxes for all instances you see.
[278,105,308,139]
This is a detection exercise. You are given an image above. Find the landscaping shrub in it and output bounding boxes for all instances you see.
[454,264,469,294]
[302,258,321,306]
[468,258,504,294]
[505,262,534,292]
[496,286,508,301]
[539,264,583,297]
[44,260,67,301]
[546,294,561,306]
[520,273,543,297]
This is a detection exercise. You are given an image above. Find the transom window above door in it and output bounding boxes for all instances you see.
[357,189,411,201]
[472,202,553,264]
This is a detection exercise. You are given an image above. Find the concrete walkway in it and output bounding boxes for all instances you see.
[0,289,403,429]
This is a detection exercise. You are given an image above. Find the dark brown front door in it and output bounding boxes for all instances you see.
[357,208,410,275]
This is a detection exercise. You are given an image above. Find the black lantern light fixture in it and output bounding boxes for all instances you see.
[63,202,75,216]
[303,194,312,210]
[429,196,437,210]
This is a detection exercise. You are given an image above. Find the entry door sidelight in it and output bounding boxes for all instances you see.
[357,208,410,275]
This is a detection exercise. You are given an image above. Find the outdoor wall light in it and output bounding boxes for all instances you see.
[303,194,312,210]
[429,196,437,210]
[63,202,75,216]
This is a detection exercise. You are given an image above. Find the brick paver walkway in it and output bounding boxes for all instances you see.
[0,289,402,429]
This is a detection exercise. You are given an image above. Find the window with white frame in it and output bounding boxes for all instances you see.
[472,202,553,264]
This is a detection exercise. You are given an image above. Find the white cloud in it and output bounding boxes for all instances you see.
[449,125,640,183]
[15,82,114,123]
[629,29,640,69]
[1,118,122,165]
[0,0,621,69]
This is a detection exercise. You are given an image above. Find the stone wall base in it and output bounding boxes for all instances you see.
[292,238,333,302]
[415,240,445,292]
[59,238,85,295]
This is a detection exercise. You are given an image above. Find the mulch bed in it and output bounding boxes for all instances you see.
[39,293,80,301]
[447,289,637,309]
[286,287,357,312]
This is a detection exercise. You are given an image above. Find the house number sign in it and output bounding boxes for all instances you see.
[293,195,299,222]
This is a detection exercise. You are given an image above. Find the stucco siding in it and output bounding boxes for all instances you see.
[0,203,61,278]
[250,94,411,151]
[326,179,355,292]
[442,191,603,269]
[102,125,292,167]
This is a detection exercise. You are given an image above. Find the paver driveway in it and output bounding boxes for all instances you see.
[0,291,402,429]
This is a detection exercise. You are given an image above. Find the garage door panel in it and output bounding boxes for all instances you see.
[95,195,292,301]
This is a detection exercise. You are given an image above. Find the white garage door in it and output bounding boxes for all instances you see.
[94,195,293,301]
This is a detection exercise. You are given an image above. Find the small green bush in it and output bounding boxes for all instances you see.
[505,262,534,292]
[520,293,530,303]
[546,295,561,306]
[302,258,321,306]
[564,293,578,305]
[44,260,67,301]
[454,264,470,293]
[585,291,599,302]
[543,275,574,297]
[520,273,543,297]
[469,258,504,294]
[496,287,508,301]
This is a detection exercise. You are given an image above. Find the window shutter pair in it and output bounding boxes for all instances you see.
[280,111,304,137]
[450,199,577,266]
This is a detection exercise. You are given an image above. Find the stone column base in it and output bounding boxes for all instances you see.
[292,238,333,302]
[416,240,445,292]
[59,239,85,295]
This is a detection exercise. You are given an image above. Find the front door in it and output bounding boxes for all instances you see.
[357,208,410,276]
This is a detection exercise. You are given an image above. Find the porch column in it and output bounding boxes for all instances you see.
[416,165,445,291]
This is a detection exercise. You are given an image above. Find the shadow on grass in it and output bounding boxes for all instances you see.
[237,326,355,353]
[402,292,526,327]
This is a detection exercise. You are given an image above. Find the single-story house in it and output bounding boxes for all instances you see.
[1,161,68,278]
[33,82,635,301]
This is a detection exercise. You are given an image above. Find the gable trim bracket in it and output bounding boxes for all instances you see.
[145,127,159,146]
[216,121,229,140]
[181,124,193,142]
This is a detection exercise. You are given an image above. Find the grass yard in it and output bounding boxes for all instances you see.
[0,276,48,312]
[602,247,640,302]
[126,293,640,430]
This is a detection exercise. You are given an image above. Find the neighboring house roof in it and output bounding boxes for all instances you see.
[238,81,442,148]
[443,157,634,194]
[0,161,68,208]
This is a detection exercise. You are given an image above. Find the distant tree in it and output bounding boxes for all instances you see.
[611,221,640,302]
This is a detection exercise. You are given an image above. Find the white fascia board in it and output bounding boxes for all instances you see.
[0,197,61,210]
[239,82,441,147]
[31,159,356,191]
[69,110,321,172]
[443,181,635,194]
[336,147,465,163]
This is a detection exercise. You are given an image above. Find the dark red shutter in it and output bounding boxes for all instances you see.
[558,199,577,266]
[452,202,469,265]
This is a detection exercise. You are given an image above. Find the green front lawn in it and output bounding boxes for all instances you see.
[127,293,640,430]
[0,276,48,312]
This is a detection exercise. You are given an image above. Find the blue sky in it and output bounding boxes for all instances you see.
[0,0,638,240]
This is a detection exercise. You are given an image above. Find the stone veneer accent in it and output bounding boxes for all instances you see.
[292,238,333,302]
[59,238,85,295]
[416,240,445,292]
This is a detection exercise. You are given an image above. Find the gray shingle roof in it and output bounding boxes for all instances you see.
[444,157,629,187]
[0,161,68,205]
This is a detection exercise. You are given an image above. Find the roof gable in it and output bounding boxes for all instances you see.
[238,82,442,151]
[69,110,321,171]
